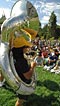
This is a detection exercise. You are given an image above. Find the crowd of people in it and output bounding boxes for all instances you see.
[31,37,60,74]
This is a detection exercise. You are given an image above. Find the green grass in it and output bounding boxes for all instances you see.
[0,67,60,106]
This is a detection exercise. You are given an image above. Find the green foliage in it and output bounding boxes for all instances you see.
[29,19,39,31]
[42,11,60,39]
[58,37,60,41]
[49,37,54,41]
[0,15,6,24]
[49,11,57,28]
[0,67,60,106]
[40,36,44,40]
[42,24,49,39]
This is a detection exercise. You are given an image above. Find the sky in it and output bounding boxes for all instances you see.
[0,0,60,27]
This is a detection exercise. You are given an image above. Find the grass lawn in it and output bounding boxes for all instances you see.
[0,67,60,106]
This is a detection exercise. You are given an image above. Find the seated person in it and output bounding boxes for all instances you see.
[48,52,58,65]
[55,55,60,69]
[44,51,58,70]
[51,55,60,73]
[47,52,58,70]
[54,49,60,59]
[34,51,43,66]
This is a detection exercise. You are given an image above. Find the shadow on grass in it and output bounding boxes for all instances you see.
[24,93,60,106]
[1,81,60,106]
[37,80,60,91]
[43,80,60,91]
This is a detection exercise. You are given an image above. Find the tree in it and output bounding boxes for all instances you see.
[38,21,42,37]
[42,24,51,40]
[48,11,57,38]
